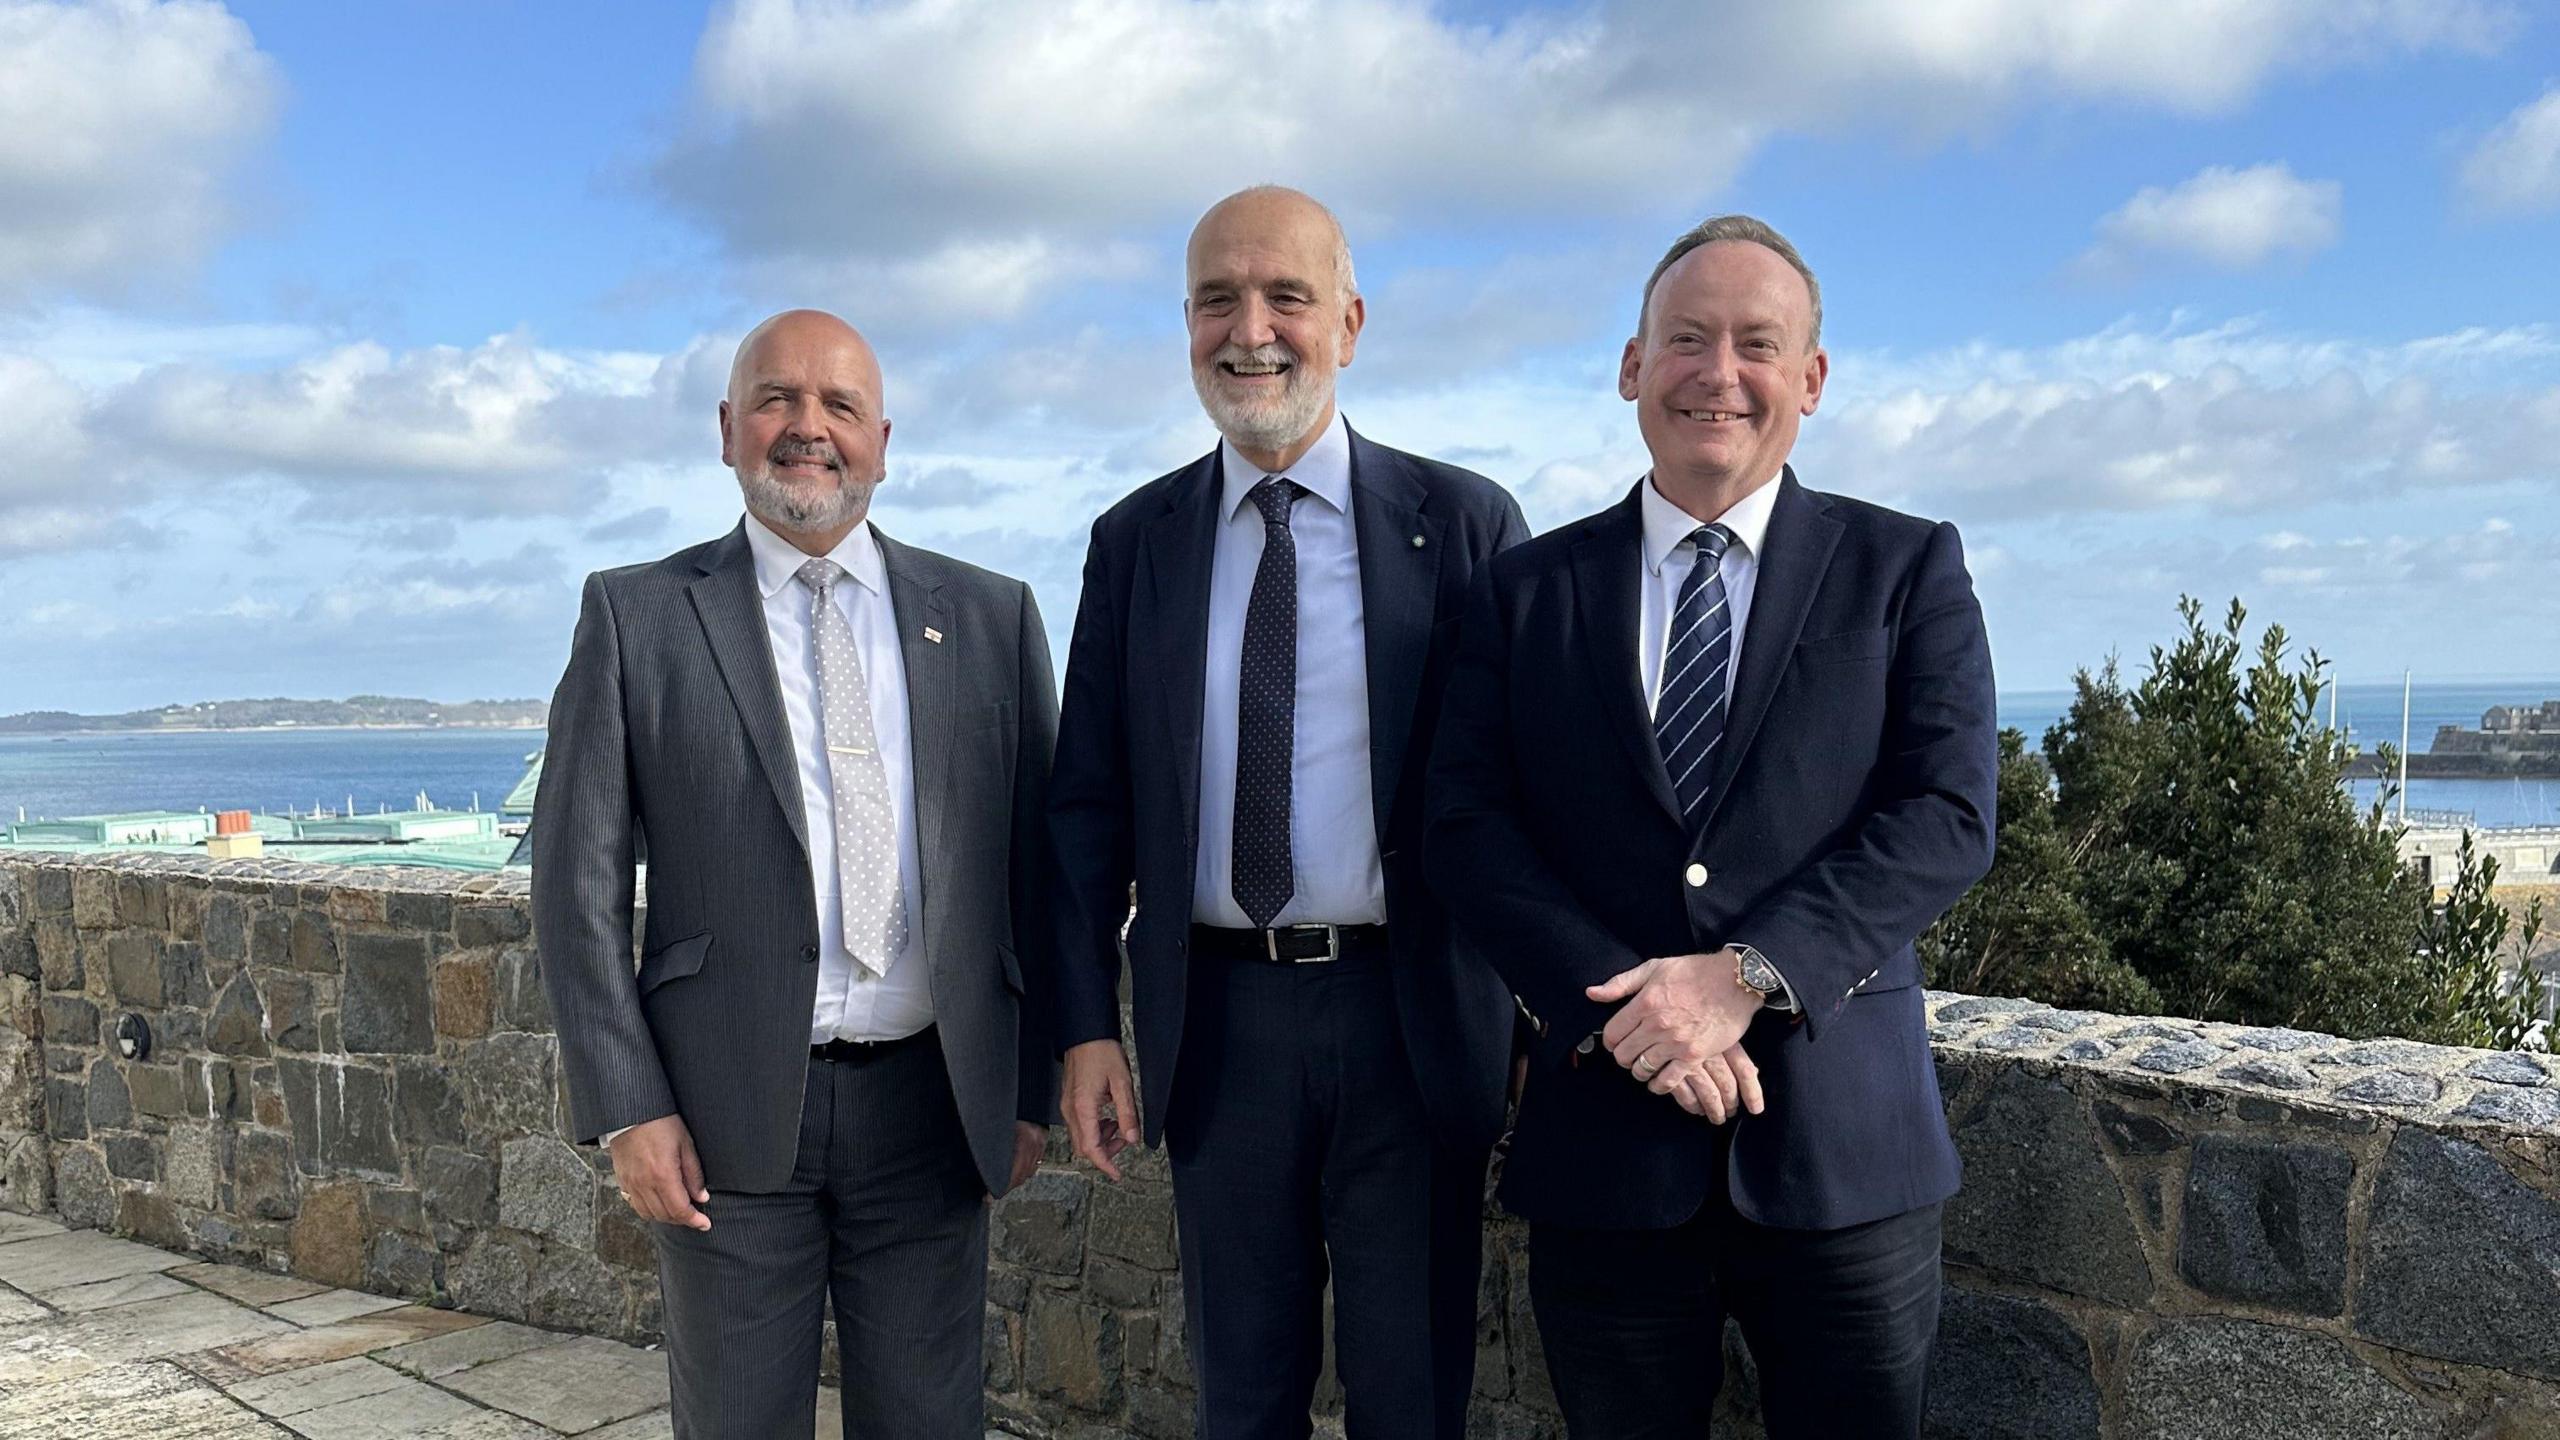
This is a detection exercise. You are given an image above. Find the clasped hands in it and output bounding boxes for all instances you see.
[1586,947,1767,1125]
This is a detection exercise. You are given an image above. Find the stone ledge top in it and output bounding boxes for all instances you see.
[0,848,532,899]
[1926,991,2560,1135]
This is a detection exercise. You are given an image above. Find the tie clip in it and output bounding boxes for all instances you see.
[828,745,873,756]
[924,626,944,643]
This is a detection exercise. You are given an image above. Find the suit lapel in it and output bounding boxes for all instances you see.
[1134,453,1222,879]
[877,530,954,973]
[1346,429,1444,838]
[685,524,810,855]
[1572,488,1682,825]
[1698,470,1842,832]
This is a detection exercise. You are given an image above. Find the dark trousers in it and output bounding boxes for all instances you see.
[1528,1187,1944,1440]
[1166,946,1473,1439]
[652,1032,988,1440]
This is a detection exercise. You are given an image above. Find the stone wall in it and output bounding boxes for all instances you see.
[4,853,2559,1438]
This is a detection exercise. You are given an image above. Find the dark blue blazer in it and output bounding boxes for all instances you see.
[1046,426,1530,1153]
[1424,471,1996,1231]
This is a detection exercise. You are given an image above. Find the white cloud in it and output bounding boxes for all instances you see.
[100,331,728,516]
[1808,321,2560,520]
[658,0,2498,297]
[2459,85,2560,215]
[0,0,282,300]
[2081,164,2343,274]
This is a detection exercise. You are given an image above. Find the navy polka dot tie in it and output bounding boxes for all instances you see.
[1654,523,1736,826]
[1232,476,1301,927]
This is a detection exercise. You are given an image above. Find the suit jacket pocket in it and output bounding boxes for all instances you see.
[1795,627,1890,666]
[637,930,712,994]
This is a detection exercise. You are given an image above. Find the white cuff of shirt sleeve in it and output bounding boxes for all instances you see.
[598,1126,631,1149]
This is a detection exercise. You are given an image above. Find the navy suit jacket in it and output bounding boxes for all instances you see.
[1047,425,1530,1153]
[1424,470,1996,1231]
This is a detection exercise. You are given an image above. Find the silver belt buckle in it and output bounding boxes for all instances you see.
[1266,923,1341,963]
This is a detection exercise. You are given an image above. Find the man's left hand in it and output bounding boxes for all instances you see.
[1007,1121,1046,1193]
[1588,949,1769,1117]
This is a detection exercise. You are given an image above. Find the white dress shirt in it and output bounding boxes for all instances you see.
[1638,471,1779,716]
[742,512,933,1043]
[1192,412,1387,928]
[1635,472,1797,1009]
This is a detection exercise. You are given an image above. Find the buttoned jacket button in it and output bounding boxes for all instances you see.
[800,943,820,963]
[1684,863,1709,888]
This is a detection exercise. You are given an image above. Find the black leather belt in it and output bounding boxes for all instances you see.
[811,1026,936,1063]
[1191,922,1388,964]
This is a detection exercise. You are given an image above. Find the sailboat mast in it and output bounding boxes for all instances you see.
[2398,670,2411,824]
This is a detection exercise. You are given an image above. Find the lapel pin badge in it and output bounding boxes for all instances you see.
[1410,534,1426,548]
[924,626,944,644]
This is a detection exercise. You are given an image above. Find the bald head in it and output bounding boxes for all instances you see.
[726,308,882,410]
[1186,186,1356,304]
[719,308,891,550]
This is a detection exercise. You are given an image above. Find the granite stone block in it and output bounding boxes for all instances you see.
[2355,1127,2560,1378]
[341,934,432,1054]
[1944,1067,2153,1306]
[2122,1319,2446,1440]
[2178,1134,2351,1316]
[1922,1287,2099,1440]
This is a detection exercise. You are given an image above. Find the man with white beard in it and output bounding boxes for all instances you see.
[1045,187,1529,1438]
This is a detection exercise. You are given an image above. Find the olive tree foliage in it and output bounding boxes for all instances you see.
[1922,598,2548,1050]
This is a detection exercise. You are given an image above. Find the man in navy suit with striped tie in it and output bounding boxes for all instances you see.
[1424,216,1999,1438]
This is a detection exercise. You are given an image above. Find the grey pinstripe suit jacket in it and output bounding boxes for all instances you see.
[530,520,1059,1196]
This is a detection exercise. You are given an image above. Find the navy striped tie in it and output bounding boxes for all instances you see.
[1654,523,1736,823]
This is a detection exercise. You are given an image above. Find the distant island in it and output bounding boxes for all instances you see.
[0,695,549,735]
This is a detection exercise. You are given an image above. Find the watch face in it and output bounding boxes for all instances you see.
[1739,952,1782,992]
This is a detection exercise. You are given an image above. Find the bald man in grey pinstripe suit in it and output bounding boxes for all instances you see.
[533,310,1057,1438]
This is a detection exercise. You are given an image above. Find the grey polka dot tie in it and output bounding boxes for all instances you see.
[1231,476,1300,928]
[797,558,907,977]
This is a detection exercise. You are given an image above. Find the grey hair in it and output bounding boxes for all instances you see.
[1212,184,1358,302]
[1638,215,1821,348]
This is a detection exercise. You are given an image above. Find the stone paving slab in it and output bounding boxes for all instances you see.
[0,1290,295,1386]
[184,1305,489,1382]
[0,1282,47,1325]
[225,1356,411,1418]
[403,1414,556,1439]
[373,1319,569,1380]
[277,1373,490,1440]
[0,1228,192,1293]
[438,1333,671,1433]
[0,1212,67,1245]
[171,1262,332,1309]
[0,1359,292,1437]
[263,1289,410,1327]
[50,1269,196,1314]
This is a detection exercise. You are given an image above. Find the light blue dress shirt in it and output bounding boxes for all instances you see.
[1191,412,1387,928]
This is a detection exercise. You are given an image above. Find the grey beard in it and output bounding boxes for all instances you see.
[1194,365,1333,456]
[739,465,880,534]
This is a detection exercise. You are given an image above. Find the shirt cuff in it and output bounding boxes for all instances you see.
[598,1126,632,1149]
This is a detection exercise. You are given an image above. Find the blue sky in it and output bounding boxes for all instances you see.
[3,0,2557,713]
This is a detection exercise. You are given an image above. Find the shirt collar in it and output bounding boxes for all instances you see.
[1640,470,1782,576]
[742,510,886,600]
[1219,410,1353,520]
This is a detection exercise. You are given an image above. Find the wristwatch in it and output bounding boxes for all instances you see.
[1732,944,1785,1001]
